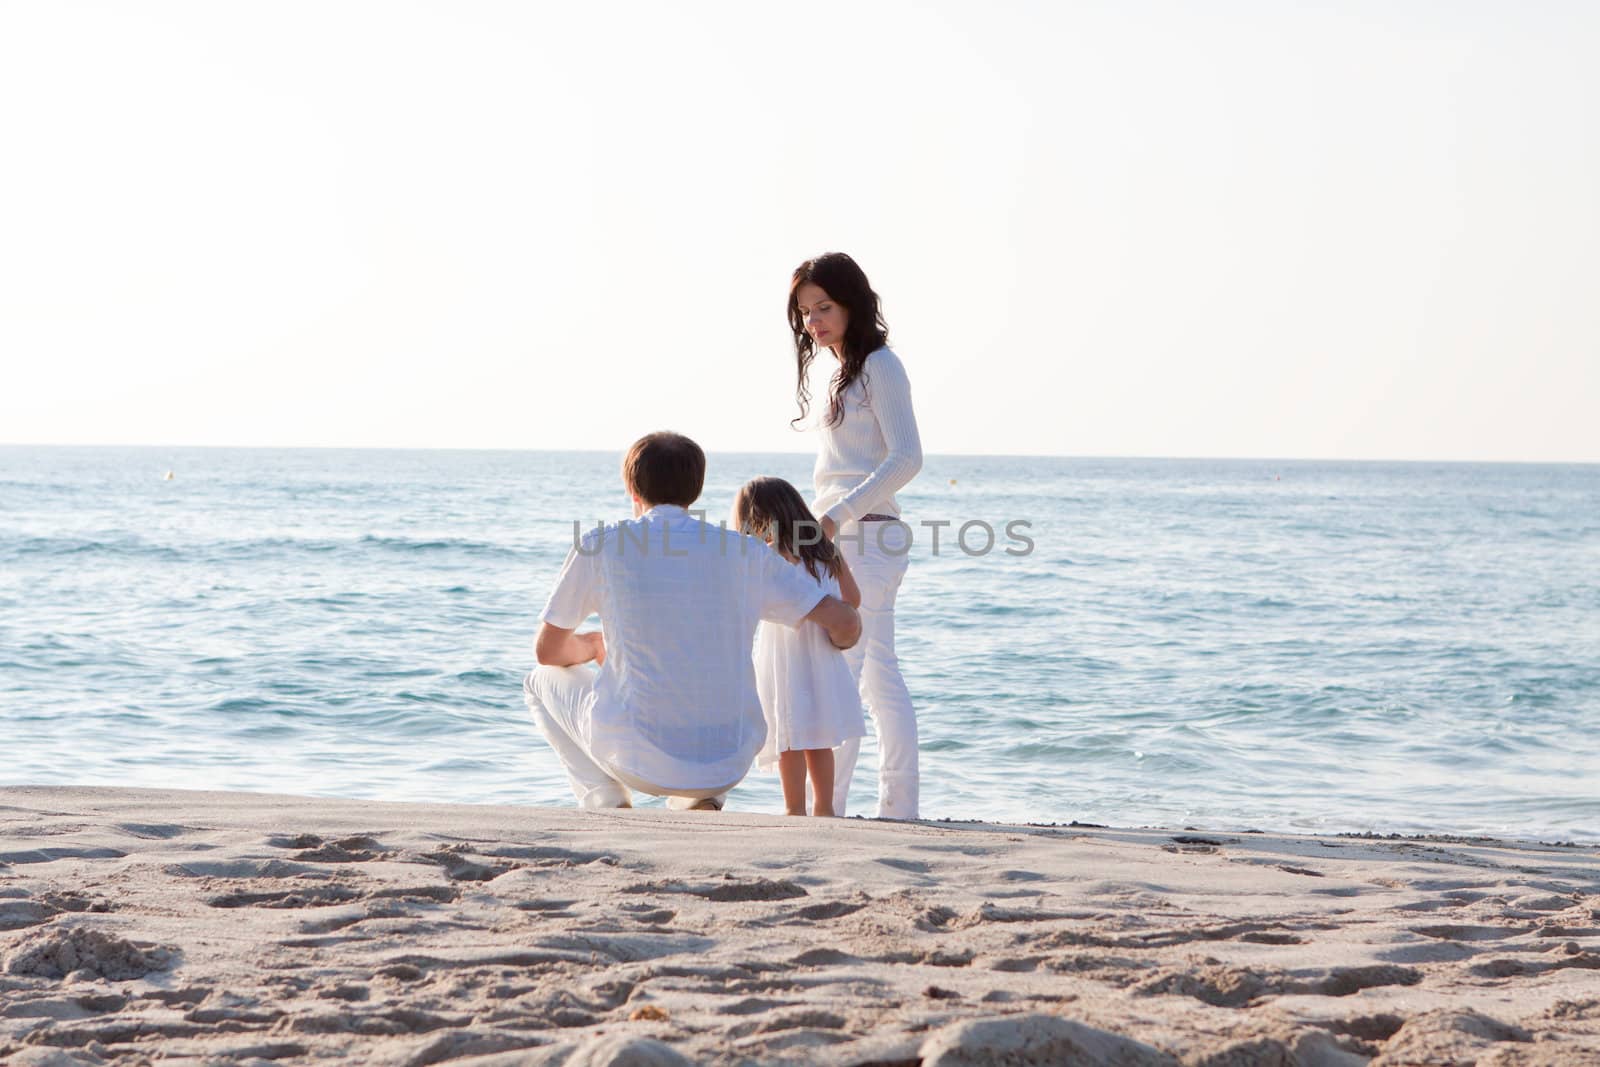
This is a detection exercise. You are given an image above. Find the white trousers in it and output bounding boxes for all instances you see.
[832,519,918,819]
[523,665,732,810]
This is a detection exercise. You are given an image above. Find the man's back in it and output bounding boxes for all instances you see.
[545,504,824,791]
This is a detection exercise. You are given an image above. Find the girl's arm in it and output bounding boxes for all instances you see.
[835,552,861,608]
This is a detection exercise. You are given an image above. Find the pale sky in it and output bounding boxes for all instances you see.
[2,1,1596,462]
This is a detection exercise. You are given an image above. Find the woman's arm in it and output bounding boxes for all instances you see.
[834,553,861,608]
[824,349,923,526]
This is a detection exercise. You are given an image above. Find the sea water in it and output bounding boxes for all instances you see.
[2,446,1596,841]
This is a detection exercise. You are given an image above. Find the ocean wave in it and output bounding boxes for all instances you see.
[0,532,548,565]
[0,535,185,560]
[355,534,530,559]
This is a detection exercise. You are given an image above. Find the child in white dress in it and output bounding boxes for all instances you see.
[734,477,866,817]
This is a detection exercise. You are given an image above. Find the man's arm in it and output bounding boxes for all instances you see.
[536,538,603,667]
[534,623,605,667]
[804,595,860,651]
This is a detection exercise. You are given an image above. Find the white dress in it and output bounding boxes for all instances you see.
[754,566,868,768]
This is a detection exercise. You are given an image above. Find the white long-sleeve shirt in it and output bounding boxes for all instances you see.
[812,346,924,525]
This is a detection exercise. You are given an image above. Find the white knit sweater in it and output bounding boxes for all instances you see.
[812,347,924,525]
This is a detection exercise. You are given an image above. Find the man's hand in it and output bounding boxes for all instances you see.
[535,622,606,667]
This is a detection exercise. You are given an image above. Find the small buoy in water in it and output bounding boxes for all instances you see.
[163,470,174,481]
[949,478,957,485]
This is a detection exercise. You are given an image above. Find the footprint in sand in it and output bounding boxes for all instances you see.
[622,877,808,902]
[513,898,578,914]
[1274,864,1325,877]
[617,903,678,925]
[791,900,866,921]
[266,833,325,850]
[167,858,312,879]
[719,996,803,1015]
[730,1007,847,1038]
[1370,1008,1534,1064]
[1506,892,1579,913]
[293,836,386,862]
[1321,1012,1406,1042]
[1029,919,1303,951]
[481,844,620,867]
[1393,896,1473,912]
[205,885,362,909]
[1134,963,1421,1008]
[139,986,212,1007]
[986,956,1047,972]
[413,846,523,882]
[113,822,188,840]
[789,947,858,967]
[294,902,408,934]
[535,931,717,964]
[1315,964,1424,997]
[1411,923,1529,941]
[1472,951,1600,979]
[0,899,61,931]
[953,902,1094,927]
[368,884,459,904]
[315,982,370,1002]
[0,846,128,865]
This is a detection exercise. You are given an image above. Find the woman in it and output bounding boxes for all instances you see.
[787,252,923,819]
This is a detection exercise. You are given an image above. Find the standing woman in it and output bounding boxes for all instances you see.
[788,252,923,819]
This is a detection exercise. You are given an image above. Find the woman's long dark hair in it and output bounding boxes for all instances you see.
[788,252,890,428]
[733,476,841,583]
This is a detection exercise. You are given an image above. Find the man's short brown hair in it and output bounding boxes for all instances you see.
[622,431,705,508]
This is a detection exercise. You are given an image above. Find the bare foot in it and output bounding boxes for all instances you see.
[784,807,808,817]
[812,804,836,818]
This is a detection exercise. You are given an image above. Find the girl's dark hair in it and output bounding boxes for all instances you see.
[787,252,890,428]
[733,476,841,583]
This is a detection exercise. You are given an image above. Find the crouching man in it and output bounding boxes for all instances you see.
[524,431,861,810]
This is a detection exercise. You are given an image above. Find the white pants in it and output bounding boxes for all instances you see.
[523,665,734,810]
[832,519,918,819]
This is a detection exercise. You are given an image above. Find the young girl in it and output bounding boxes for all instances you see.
[734,476,865,817]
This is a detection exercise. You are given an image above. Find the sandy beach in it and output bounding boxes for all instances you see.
[1,787,1596,1066]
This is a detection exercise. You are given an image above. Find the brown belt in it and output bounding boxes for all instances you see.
[857,513,899,522]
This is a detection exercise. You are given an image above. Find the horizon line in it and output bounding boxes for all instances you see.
[1,441,1596,468]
